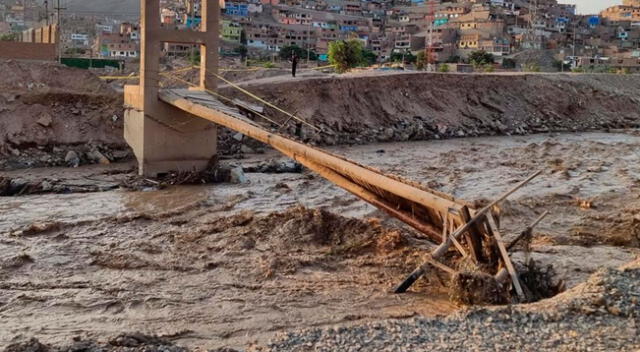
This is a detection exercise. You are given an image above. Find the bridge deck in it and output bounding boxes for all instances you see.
[159,88,480,245]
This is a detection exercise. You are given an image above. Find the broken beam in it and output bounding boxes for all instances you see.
[394,170,542,293]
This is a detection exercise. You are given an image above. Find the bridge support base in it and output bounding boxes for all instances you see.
[124,0,219,177]
[124,105,217,177]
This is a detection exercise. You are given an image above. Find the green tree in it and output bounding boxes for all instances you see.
[468,50,494,67]
[502,58,516,69]
[552,59,570,72]
[240,30,247,45]
[234,45,248,61]
[328,39,365,73]
[189,50,201,65]
[389,50,416,64]
[416,51,427,70]
[438,63,450,72]
[445,55,461,63]
[0,33,18,41]
[279,44,316,61]
[362,49,377,66]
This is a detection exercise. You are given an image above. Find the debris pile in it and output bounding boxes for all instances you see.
[0,60,128,170]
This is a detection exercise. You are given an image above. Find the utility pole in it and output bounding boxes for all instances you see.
[44,0,49,25]
[572,21,577,57]
[190,0,196,60]
[426,0,435,72]
[307,21,311,64]
[54,0,66,63]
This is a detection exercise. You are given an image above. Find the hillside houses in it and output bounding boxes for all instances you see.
[2,0,639,72]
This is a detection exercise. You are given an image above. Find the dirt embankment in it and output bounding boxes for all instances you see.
[222,73,640,145]
[0,60,127,169]
[3,61,640,169]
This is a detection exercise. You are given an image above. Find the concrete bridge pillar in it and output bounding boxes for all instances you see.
[124,0,219,176]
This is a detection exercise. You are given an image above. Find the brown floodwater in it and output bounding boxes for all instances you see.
[1,131,639,349]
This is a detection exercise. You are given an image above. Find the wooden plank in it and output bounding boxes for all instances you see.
[460,206,485,262]
[394,170,542,293]
[448,231,468,258]
[487,214,525,301]
[441,212,448,244]
[424,255,456,275]
[507,211,549,251]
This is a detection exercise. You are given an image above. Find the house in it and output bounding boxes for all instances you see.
[222,20,243,42]
[226,2,250,17]
[94,23,139,58]
[601,2,640,22]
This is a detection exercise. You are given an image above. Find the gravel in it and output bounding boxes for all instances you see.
[260,260,640,352]
[5,261,638,351]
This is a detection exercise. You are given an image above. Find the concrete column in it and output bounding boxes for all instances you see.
[200,0,219,91]
[140,0,161,114]
[124,0,218,177]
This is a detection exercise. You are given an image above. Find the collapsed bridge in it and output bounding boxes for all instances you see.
[125,0,546,301]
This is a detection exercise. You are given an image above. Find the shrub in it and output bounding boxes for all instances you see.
[438,63,450,72]
[328,39,364,73]
[523,62,541,72]
[468,50,494,67]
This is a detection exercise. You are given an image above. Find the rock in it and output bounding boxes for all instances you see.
[88,150,110,165]
[246,160,303,174]
[41,180,53,192]
[4,337,50,352]
[281,160,301,172]
[9,178,28,194]
[230,167,248,184]
[64,150,80,167]
[111,150,131,160]
[383,128,395,140]
[36,113,53,127]
[1,93,16,103]
[240,145,255,154]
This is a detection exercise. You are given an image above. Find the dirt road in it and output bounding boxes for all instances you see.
[1,131,638,350]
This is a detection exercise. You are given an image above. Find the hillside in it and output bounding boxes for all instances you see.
[62,0,139,16]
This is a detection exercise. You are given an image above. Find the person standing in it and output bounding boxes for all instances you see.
[291,53,299,78]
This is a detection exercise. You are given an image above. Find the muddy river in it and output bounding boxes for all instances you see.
[1,131,639,349]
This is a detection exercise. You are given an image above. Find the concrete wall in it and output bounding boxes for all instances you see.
[21,24,57,44]
[0,42,57,61]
